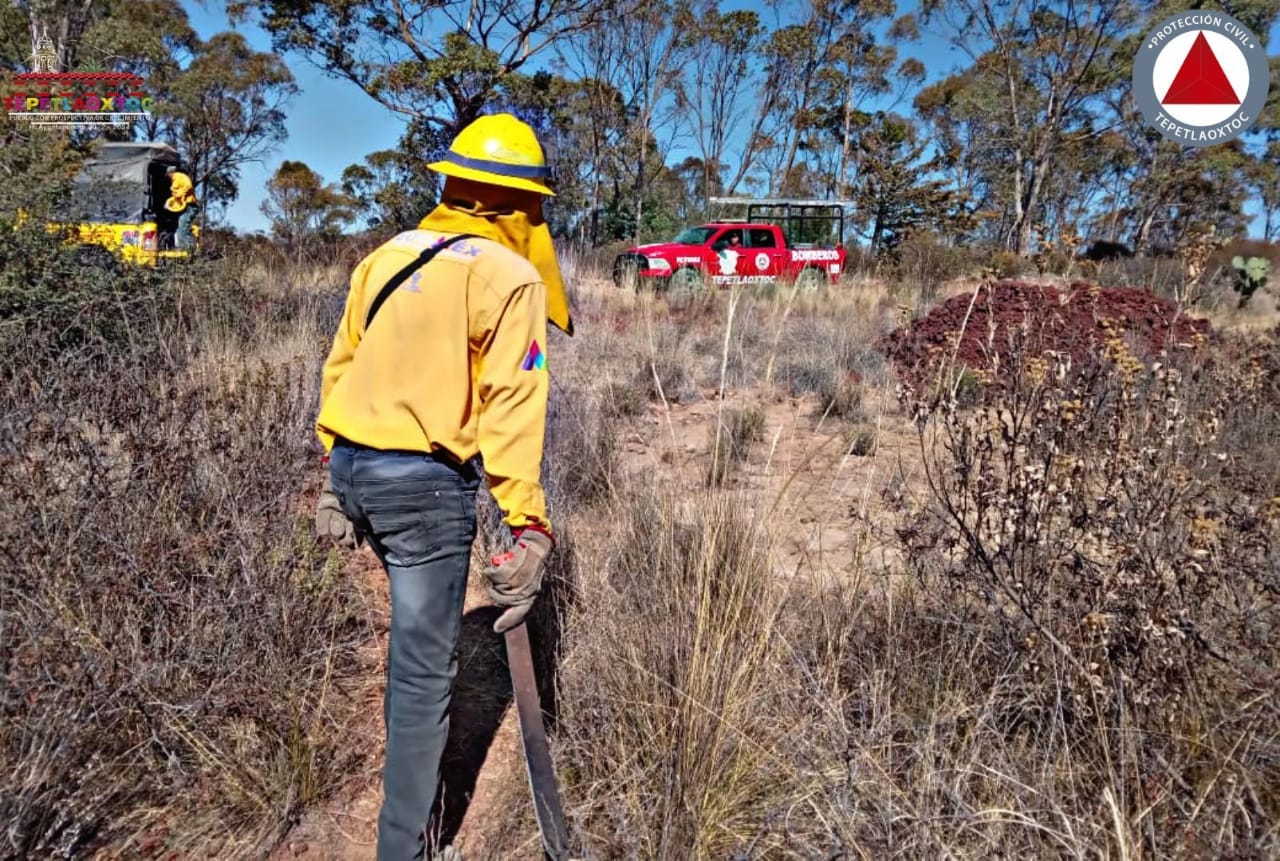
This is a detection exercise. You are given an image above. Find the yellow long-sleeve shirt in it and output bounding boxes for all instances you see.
[316,228,553,533]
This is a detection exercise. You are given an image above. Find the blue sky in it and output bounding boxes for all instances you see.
[181,1,970,233]
[180,2,1276,237]
[183,3,404,232]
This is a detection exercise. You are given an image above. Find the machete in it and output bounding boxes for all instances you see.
[504,621,571,860]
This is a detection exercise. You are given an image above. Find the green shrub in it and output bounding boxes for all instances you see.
[891,233,977,302]
[1044,248,1072,275]
[0,224,168,352]
[1231,254,1271,308]
[991,250,1023,279]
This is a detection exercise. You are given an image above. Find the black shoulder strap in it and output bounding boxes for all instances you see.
[365,232,481,330]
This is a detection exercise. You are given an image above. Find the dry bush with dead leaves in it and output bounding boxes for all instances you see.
[0,253,368,858]
[890,326,1279,855]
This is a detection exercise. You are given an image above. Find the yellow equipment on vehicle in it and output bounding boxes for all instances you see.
[46,141,199,266]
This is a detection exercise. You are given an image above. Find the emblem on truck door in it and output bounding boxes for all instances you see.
[755,252,770,271]
[716,249,739,275]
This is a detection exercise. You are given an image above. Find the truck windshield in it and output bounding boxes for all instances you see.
[672,226,716,245]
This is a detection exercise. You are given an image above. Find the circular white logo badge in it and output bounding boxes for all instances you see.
[1133,11,1269,147]
[754,252,770,270]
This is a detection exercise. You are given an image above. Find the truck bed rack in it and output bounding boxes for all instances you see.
[709,197,855,247]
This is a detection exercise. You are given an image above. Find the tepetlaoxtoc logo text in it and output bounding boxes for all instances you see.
[6,71,154,128]
[1133,9,1270,147]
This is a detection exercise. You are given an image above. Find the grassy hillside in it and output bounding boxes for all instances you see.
[2,230,1277,858]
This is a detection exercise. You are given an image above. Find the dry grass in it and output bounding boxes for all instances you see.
[706,405,766,487]
[501,269,1280,858]
[4,238,1277,859]
[1,240,370,857]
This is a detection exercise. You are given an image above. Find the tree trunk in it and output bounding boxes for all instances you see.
[1133,209,1157,255]
[838,76,855,196]
[1107,171,1123,242]
[589,126,603,245]
[1014,179,1037,256]
[633,125,646,241]
[1131,144,1163,254]
[1014,142,1054,256]
[1263,196,1277,242]
[1008,142,1026,251]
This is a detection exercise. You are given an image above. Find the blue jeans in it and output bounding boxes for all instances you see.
[328,439,480,860]
[176,205,196,250]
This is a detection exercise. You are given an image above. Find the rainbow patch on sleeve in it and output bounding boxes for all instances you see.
[520,339,546,371]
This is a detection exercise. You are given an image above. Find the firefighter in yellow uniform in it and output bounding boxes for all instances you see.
[312,113,573,861]
[164,166,197,250]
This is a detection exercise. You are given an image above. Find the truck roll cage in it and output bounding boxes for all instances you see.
[709,197,855,248]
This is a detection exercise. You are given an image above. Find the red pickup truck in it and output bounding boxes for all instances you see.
[612,221,846,292]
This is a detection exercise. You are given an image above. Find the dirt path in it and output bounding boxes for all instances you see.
[617,383,927,581]
[275,548,540,860]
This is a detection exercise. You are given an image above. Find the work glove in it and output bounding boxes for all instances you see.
[485,527,554,634]
[315,474,358,549]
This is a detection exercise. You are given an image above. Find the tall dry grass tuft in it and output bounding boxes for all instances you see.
[706,405,765,487]
[554,486,810,858]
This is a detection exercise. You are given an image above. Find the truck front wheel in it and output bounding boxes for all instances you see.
[667,266,706,294]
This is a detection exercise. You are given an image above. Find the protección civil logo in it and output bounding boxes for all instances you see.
[1133,9,1270,147]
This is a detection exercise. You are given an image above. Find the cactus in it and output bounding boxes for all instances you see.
[1231,255,1271,308]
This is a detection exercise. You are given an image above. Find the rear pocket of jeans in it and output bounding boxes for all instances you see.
[366,487,450,567]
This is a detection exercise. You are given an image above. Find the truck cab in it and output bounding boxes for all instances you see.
[613,199,849,292]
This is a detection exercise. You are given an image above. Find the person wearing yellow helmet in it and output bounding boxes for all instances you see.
[312,112,573,860]
[164,165,198,250]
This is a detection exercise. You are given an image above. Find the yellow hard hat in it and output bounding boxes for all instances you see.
[427,113,555,196]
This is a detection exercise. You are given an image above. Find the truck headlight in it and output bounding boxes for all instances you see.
[648,257,671,271]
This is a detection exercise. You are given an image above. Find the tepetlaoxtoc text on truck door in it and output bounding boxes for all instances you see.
[612,198,851,292]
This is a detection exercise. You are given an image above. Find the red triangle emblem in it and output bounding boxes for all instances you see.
[1161,32,1241,105]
